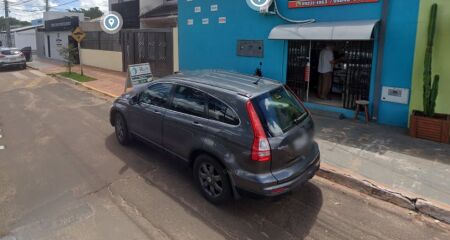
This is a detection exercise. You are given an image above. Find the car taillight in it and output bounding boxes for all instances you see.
[246,100,271,162]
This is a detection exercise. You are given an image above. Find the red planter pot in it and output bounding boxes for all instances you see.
[410,111,450,143]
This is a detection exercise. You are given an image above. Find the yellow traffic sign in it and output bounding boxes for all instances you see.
[71,27,86,43]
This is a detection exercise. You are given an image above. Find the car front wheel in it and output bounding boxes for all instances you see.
[194,155,232,204]
[114,113,131,145]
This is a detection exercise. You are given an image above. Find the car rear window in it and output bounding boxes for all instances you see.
[252,87,308,137]
[1,50,20,55]
[207,96,239,125]
[171,85,206,117]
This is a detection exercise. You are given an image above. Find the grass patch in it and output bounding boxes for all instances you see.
[59,72,96,82]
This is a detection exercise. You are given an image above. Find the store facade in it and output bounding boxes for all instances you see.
[178,0,420,127]
[39,12,84,61]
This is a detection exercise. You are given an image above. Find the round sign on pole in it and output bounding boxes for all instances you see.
[101,11,123,34]
[246,0,273,12]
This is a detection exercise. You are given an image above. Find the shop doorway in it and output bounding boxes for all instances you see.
[286,40,374,110]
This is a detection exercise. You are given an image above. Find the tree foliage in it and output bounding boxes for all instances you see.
[0,17,31,31]
[67,7,104,20]
[58,45,79,74]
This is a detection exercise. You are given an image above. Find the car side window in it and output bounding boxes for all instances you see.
[139,83,173,107]
[171,85,206,117]
[207,96,240,125]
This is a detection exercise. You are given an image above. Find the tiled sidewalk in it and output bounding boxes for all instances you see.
[312,110,450,207]
[28,56,127,97]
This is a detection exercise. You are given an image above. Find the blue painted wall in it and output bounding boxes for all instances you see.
[178,0,419,127]
[377,0,420,127]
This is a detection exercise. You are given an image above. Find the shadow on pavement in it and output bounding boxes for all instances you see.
[105,134,322,239]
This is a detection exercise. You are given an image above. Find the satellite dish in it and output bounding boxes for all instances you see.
[246,0,274,13]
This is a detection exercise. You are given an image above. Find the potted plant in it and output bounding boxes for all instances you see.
[410,3,450,143]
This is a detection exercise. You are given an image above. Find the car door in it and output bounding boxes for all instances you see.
[130,82,173,145]
[163,85,208,160]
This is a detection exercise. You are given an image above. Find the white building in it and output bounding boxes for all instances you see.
[37,12,85,61]
[0,25,42,50]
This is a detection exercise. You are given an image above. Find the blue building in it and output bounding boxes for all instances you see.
[178,0,420,127]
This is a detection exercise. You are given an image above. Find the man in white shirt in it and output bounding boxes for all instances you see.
[317,44,335,99]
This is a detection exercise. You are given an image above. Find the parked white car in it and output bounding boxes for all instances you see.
[0,48,27,70]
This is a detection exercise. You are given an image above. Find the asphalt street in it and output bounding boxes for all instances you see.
[0,68,449,240]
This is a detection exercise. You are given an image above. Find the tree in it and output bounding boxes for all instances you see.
[0,17,31,31]
[67,7,103,20]
[58,45,79,74]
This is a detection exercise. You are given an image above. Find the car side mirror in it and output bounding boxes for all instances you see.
[129,95,139,105]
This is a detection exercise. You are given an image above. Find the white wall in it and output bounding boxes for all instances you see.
[80,49,123,72]
[44,31,71,61]
[14,29,37,50]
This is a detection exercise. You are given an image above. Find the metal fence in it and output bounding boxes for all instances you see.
[121,28,174,77]
[80,31,121,52]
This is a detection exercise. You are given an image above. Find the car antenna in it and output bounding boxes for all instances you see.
[253,62,263,85]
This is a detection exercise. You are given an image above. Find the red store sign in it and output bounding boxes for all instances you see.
[288,0,378,9]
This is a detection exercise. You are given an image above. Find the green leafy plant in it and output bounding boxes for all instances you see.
[58,45,78,74]
[423,3,440,117]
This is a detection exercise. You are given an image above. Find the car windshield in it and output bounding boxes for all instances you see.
[252,86,307,137]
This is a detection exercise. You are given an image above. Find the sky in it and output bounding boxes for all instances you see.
[1,0,109,22]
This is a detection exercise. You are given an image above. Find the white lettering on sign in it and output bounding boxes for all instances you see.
[187,19,194,25]
[202,18,209,25]
[194,6,201,13]
[218,17,226,24]
[211,4,218,11]
[128,63,153,87]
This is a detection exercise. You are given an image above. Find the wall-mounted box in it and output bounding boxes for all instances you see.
[237,40,264,58]
[381,86,409,104]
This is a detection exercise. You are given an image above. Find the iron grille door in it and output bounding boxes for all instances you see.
[342,41,374,109]
[287,41,310,101]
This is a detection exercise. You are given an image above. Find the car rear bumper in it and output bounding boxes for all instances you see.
[0,60,26,67]
[233,143,320,197]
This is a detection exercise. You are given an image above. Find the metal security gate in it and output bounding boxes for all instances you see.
[286,41,310,101]
[287,40,374,110]
[121,28,173,77]
[342,41,373,109]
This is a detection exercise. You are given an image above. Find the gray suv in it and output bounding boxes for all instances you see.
[110,71,320,204]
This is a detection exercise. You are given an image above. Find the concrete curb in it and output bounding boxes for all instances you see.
[51,74,119,98]
[317,165,450,225]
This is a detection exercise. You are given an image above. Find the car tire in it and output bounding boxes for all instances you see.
[194,155,232,204]
[22,64,26,70]
[114,113,132,145]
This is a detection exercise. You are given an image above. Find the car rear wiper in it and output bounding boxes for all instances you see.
[293,112,308,125]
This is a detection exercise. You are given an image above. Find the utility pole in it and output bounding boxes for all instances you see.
[45,0,49,12]
[4,0,12,47]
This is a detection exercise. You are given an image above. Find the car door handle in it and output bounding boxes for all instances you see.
[192,121,202,126]
[153,109,161,114]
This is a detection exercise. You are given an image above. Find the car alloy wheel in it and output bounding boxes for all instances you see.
[114,113,130,145]
[198,162,223,198]
[194,155,231,204]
